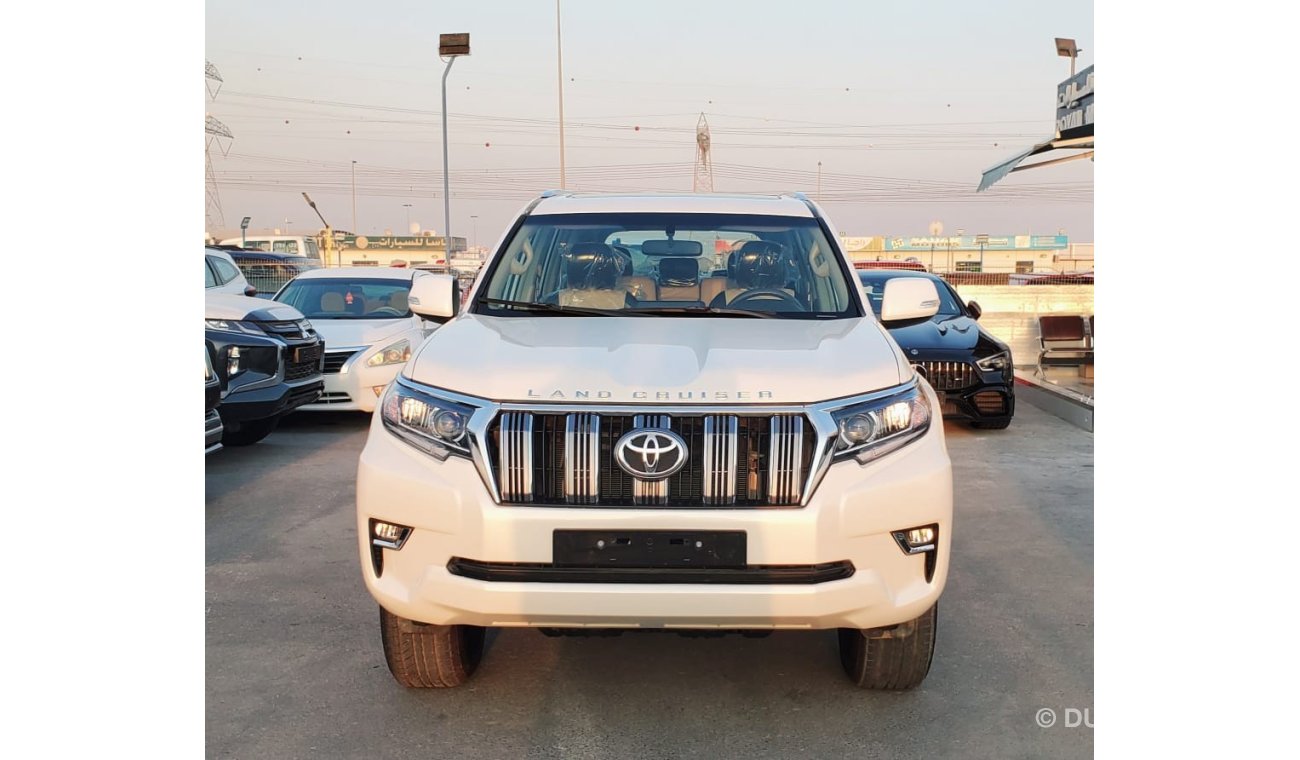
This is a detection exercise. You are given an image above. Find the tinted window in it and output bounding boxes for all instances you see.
[211,256,242,285]
[275,278,414,319]
[204,258,218,288]
[272,240,300,254]
[857,272,962,317]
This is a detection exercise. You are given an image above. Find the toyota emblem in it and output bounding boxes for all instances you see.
[614,429,688,480]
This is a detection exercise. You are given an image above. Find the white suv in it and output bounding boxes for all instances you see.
[357,192,953,690]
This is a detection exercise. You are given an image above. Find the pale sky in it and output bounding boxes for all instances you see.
[205,0,1093,245]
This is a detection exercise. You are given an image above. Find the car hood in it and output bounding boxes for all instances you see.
[884,315,982,352]
[308,318,414,349]
[406,314,906,404]
[205,293,304,321]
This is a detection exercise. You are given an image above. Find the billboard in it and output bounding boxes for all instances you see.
[883,235,1067,252]
[1056,65,1094,141]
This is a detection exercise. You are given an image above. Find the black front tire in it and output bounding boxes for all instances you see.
[971,417,1012,430]
[379,607,485,688]
[838,604,937,690]
[221,416,280,446]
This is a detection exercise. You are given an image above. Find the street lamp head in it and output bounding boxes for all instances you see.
[1055,37,1078,58]
[439,33,471,57]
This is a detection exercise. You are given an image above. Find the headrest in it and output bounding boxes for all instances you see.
[565,242,622,290]
[658,257,699,287]
[641,239,703,256]
[734,240,788,289]
[388,290,409,313]
[321,292,345,311]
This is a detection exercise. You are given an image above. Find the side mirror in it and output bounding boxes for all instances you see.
[880,278,941,323]
[408,274,460,323]
[244,285,259,298]
[967,300,982,320]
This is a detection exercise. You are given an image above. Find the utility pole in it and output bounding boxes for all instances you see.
[470,215,478,251]
[403,203,413,233]
[817,161,822,201]
[351,160,357,233]
[556,0,566,188]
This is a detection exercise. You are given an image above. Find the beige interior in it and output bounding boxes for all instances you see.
[558,289,629,309]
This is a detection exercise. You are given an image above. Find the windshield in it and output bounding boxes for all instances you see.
[475,213,859,319]
[274,278,413,320]
[857,272,963,317]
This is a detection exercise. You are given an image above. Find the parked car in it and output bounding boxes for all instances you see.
[271,267,440,413]
[205,347,223,454]
[357,191,952,690]
[204,293,325,445]
[223,247,323,299]
[854,260,927,272]
[857,270,1014,429]
[205,246,258,297]
[219,234,322,259]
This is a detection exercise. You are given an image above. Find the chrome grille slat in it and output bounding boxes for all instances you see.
[498,412,534,502]
[767,415,804,505]
[564,413,600,504]
[702,415,738,505]
[632,414,671,505]
[915,360,977,391]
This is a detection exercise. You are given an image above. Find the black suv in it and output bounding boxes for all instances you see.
[858,270,1015,429]
[204,293,325,445]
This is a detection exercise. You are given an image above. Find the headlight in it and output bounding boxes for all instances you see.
[380,379,474,461]
[829,383,932,465]
[975,351,1010,372]
[366,339,412,368]
[205,319,265,336]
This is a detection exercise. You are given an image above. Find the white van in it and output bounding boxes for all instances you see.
[220,235,321,259]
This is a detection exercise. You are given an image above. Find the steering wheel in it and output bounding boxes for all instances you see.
[368,307,404,317]
[727,288,806,311]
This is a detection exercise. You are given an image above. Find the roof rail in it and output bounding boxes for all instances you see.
[539,189,571,198]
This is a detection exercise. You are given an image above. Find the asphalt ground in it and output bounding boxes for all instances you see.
[206,403,1093,759]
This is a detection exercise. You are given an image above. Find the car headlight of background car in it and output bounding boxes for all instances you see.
[204,319,266,336]
[367,339,412,368]
[975,350,1011,372]
[381,379,474,461]
[829,383,933,465]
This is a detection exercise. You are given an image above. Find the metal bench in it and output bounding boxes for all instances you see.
[1038,315,1094,370]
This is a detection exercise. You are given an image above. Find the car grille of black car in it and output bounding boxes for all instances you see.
[285,343,323,381]
[487,412,817,508]
[255,319,317,341]
[285,383,322,409]
[913,361,978,391]
[322,350,360,374]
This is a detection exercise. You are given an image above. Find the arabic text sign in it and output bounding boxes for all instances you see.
[1055,65,1094,141]
[341,235,465,252]
[885,235,1067,252]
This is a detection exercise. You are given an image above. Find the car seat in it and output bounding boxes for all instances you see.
[709,241,797,308]
[551,242,633,309]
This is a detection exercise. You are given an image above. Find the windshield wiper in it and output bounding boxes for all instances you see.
[478,297,630,317]
[628,306,779,319]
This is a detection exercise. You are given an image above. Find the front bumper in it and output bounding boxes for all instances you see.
[356,404,952,631]
[204,408,224,454]
[300,349,401,413]
[218,377,323,425]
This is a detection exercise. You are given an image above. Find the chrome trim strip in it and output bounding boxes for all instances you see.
[631,414,671,505]
[767,415,804,505]
[702,415,738,505]
[498,411,534,502]
[564,413,600,504]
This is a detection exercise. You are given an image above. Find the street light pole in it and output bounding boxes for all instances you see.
[556,0,566,188]
[816,161,822,201]
[470,214,478,250]
[438,33,471,263]
[351,160,357,233]
[403,203,413,232]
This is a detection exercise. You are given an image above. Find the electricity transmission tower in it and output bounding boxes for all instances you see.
[205,61,232,230]
[693,112,714,193]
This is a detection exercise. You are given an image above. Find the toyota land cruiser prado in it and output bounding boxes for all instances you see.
[357,192,953,690]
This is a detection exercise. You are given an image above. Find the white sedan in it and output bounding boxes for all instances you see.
[272,267,441,412]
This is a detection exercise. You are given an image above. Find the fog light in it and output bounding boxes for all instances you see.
[370,519,411,549]
[227,346,241,376]
[892,524,938,554]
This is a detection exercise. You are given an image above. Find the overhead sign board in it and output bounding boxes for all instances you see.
[439,33,470,56]
[1056,65,1094,141]
[884,235,1067,252]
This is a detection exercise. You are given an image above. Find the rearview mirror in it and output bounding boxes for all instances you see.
[967,300,982,320]
[408,274,460,323]
[244,285,259,298]
[880,278,941,323]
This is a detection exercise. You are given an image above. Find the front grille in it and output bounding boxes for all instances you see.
[256,319,316,341]
[284,343,323,381]
[914,361,978,391]
[285,382,322,409]
[322,350,359,374]
[488,412,817,508]
[316,391,352,405]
